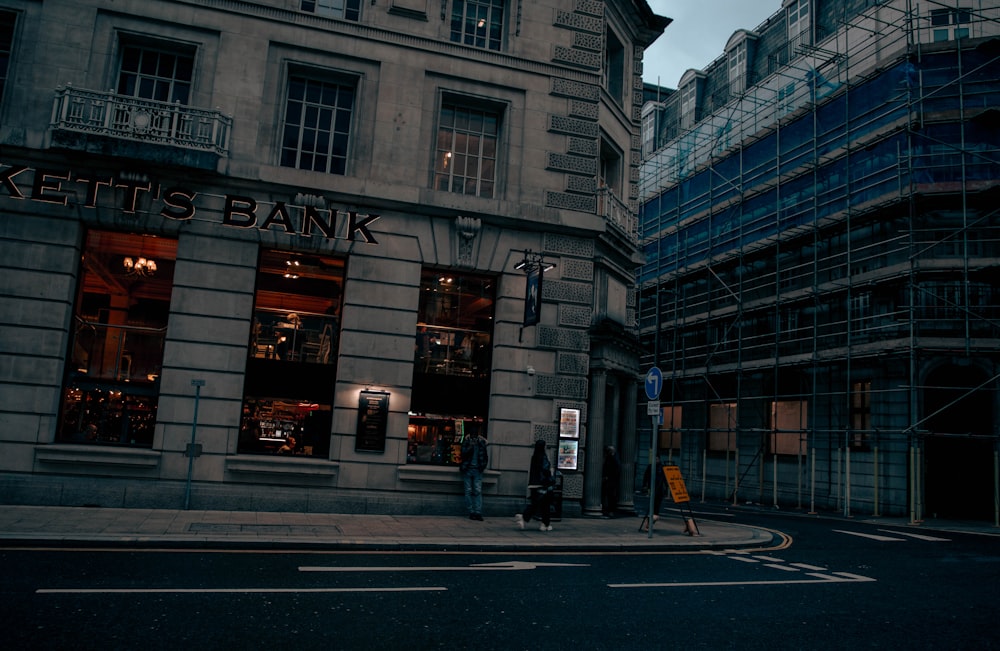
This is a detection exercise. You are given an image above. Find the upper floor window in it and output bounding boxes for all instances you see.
[433,98,500,198]
[450,0,504,51]
[0,10,15,106]
[679,82,697,129]
[727,41,747,95]
[280,73,356,175]
[117,45,193,104]
[301,0,361,21]
[787,0,810,48]
[604,27,625,105]
[930,7,971,41]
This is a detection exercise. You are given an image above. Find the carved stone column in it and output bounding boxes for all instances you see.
[618,377,638,510]
[584,369,607,515]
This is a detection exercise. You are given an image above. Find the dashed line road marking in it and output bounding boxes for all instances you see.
[833,529,906,542]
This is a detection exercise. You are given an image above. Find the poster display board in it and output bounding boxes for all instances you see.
[559,408,580,438]
[356,390,389,452]
[557,439,578,470]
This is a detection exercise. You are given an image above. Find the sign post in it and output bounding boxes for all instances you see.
[184,379,205,510]
[644,367,663,538]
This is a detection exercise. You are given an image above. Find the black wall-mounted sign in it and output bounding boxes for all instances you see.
[523,267,542,326]
[356,390,389,452]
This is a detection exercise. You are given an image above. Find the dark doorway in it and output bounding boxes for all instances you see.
[923,365,995,520]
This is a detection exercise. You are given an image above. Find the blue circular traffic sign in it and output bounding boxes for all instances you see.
[645,367,663,401]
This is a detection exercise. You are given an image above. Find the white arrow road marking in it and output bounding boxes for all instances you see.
[37,586,446,595]
[877,529,951,542]
[609,573,876,589]
[299,560,590,573]
[833,529,906,542]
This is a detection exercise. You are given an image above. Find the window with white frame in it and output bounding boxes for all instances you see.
[930,7,971,42]
[727,41,747,95]
[117,44,193,104]
[280,73,356,175]
[433,97,500,198]
[679,81,697,129]
[787,0,810,48]
[450,0,504,51]
[301,0,361,21]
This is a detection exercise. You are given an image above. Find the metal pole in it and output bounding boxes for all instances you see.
[647,415,656,539]
[184,379,205,510]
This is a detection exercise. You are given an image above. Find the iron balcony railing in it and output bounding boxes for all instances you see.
[51,86,232,155]
[598,186,638,243]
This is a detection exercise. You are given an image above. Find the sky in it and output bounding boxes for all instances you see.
[642,1,784,88]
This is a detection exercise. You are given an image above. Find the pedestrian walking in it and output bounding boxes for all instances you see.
[460,428,489,520]
[601,445,620,517]
[514,439,556,531]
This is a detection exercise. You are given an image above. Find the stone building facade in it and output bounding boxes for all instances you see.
[0,0,668,515]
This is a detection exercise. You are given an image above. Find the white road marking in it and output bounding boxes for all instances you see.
[37,586,446,594]
[763,563,800,572]
[833,529,906,542]
[790,563,828,571]
[609,573,876,588]
[877,529,951,542]
[728,556,760,563]
[299,560,589,573]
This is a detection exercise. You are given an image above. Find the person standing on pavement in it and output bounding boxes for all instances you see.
[515,439,555,531]
[460,427,489,521]
[601,445,620,517]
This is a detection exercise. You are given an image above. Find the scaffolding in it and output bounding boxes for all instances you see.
[637,0,1000,521]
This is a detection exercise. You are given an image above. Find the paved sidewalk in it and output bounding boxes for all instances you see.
[0,505,777,552]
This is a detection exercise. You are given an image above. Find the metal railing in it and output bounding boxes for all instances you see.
[51,86,232,155]
[598,187,638,243]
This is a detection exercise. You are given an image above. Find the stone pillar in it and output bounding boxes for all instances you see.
[619,377,638,510]
[584,369,607,515]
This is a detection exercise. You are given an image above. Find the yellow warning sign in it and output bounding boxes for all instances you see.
[662,465,690,503]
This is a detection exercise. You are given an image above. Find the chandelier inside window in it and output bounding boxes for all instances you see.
[123,256,157,277]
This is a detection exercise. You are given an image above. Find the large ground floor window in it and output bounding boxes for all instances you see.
[407,269,494,465]
[58,231,176,445]
[239,250,344,457]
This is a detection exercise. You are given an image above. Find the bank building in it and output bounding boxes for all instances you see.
[0,1,669,515]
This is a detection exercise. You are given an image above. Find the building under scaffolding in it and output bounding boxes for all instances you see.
[638,0,1000,522]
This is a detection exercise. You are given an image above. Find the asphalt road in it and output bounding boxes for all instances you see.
[3,508,998,650]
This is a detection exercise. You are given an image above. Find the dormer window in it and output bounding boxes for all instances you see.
[679,80,697,129]
[787,0,811,49]
[727,41,747,95]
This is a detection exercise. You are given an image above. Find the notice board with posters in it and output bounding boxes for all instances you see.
[356,390,389,452]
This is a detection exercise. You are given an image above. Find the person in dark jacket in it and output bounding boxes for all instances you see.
[601,445,620,517]
[460,429,489,520]
[515,439,555,531]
